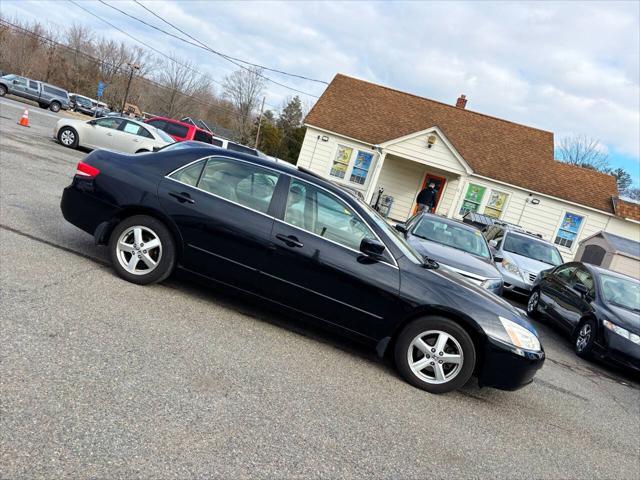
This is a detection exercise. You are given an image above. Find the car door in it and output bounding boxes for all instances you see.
[541,264,578,329]
[158,156,279,290]
[11,76,28,95]
[25,80,40,101]
[260,176,400,340]
[83,117,124,150]
[114,120,150,153]
[561,267,595,329]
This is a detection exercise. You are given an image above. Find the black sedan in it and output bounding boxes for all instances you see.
[61,146,545,393]
[527,262,640,372]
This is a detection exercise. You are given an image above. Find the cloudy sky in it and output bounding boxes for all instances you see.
[4,0,639,185]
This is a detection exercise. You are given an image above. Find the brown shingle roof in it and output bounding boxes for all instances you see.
[613,198,640,222]
[305,74,619,213]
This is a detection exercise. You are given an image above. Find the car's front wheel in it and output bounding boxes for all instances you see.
[108,215,176,285]
[58,127,79,148]
[574,318,596,358]
[394,316,476,394]
[0,85,7,96]
[527,289,541,318]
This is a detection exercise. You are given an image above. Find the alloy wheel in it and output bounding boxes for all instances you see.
[407,330,464,384]
[60,129,75,146]
[115,226,163,276]
[527,291,539,314]
[575,323,591,352]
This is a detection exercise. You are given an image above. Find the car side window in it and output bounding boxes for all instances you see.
[14,76,27,86]
[555,265,576,283]
[196,158,279,214]
[95,118,124,130]
[28,80,38,89]
[169,161,205,187]
[573,268,595,295]
[284,179,376,251]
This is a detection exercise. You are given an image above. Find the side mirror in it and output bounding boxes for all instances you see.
[394,223,407,234]
[13,79,19,84]
[360,237,386,258]
[493,255,503,263]
[574,283,588,296]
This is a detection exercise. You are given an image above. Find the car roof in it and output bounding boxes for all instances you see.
[147,116,209,132]
[506,230,554,245]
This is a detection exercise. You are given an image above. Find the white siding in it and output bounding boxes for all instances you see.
[452,177,613,261]
[605,217,640,242]
[384,131,467,175]
[296,127,377,193]
[375,155,426,220]
[436,178,460,217]
[610,255,640,279]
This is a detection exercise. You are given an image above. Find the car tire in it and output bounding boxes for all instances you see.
[49,101,61,112]
[108,215,176,285]
[135,149,149,154]
[0,85,7,97]
[526,289,541,319]
[394,316,476,394]
[58,127,79,148]
[574,318,597,358]
[38,102,47,109]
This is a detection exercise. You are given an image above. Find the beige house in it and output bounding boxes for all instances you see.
[575,232,640,278]
[297,74,640,264]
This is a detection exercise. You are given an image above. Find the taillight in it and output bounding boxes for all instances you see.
[75,161,100,179]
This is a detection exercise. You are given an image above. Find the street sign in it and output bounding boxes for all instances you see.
[96,80,105,99]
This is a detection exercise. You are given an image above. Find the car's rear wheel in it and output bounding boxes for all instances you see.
[574,318,596,358]
[394,316,476,394]
[49,101,61,112]
[108,215,176,285]
[527,289,540,319]
[58,127,79,148]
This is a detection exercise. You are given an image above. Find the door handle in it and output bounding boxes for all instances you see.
[133,138,139,142]
[275,233,303,248]
[106,132,113,136]
[169,191,195,204]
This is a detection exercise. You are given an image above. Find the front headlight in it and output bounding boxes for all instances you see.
[502,259,521,275]
[603,320,640,345]
[499,316,541,351]
[481,278,502,290]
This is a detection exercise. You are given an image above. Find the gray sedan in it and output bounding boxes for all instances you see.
[395,213,503,294]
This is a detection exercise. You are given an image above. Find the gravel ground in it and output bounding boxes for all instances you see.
[1,96,639,479]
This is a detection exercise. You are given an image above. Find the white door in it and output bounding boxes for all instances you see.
[113,121,152,154]
[83,118,123,150]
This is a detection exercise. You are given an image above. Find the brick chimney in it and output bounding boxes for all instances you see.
[455,94,467,109]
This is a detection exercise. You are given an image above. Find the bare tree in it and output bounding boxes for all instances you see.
[223,67,265,144]
[556,135,610,171]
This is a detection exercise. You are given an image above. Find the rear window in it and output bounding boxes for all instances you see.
[194,129,213,143]
[227,142,258,156]
[42,85,67,97]
[164,121,189,138]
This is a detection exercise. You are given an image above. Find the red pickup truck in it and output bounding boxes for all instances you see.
[144,116,213,143]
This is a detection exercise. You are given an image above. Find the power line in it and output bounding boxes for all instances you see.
[96,0,321,98]
[133,0,328,85]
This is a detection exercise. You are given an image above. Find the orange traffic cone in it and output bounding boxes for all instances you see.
[18,108,29,127]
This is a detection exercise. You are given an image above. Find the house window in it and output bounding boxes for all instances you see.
[554,212,584,249]
[459,183,486,215]
[349,151,373,184]
[484,191,509,218]
[330,145,353,179]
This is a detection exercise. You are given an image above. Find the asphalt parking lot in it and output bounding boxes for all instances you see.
[1,96,639,479]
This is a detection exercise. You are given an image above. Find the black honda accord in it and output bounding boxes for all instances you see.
[61,146,544,393]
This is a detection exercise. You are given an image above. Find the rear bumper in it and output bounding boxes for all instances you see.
[60,185,117,238]
[479,337,545,390]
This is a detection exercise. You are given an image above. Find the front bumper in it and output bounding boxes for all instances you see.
[478,337,545,390]
[499,267,533,295]
[601,330,640,372]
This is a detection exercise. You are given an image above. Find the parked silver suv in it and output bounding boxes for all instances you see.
[483,224,564,295]
[0,74,70,112]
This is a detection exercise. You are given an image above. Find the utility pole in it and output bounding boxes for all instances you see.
[121,62,140,114]
[254,96,266,148]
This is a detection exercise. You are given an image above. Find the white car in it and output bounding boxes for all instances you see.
[54,116,174,154]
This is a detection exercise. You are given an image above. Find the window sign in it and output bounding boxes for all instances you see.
[484,191,509,218]
[459,183,486,215]
[123,122,141,135]
[349,151,373,185]
[554,212,584,249]
[330,145,353,179]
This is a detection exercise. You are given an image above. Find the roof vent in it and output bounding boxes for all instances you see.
[455,94,467,109]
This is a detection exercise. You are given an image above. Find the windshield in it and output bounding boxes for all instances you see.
[504,234,563,265]
[151,127,175,144]
[2,74,17,80]
[600,274,640,312]
[412,217,490,258]
[77,96,92,107]
[359,201,424,264]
